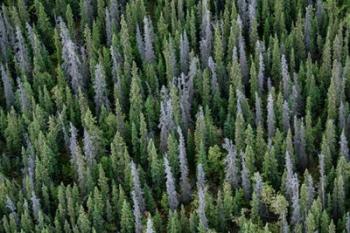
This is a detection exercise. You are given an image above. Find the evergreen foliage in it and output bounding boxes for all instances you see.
[0,0,350,232]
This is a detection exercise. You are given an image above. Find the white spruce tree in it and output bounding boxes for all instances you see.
[291,74,301,116]
[241,151,251,199]
[81,0,93,26]
[282,101,290,132]
[60,19,84,94]
[132,191,143,233]
[93,63,110,111]
[239,32,248,84]
[281,209,289,233]
[69,125,86,191]
[31,191,41,221]
[17,79,31,114]
[177,127,191,202]
[105,0,119,45]
[291,175,301,225]
[164,156,179,210]
[252,172,263,217]
[109,0,119,26]
[200,0,212,65]
[14,26,31,74]
[304,5,313,52]
[223,138,239,188]
[340,130,349,159]
[5,196,16,214]
[111,46,122,84]
[255,93,262,126]
[196,163,208,230]
[248,0,256,24]
[293,117,306,169]
[0,63,14,108]
[5,196,15,214]
[281,54,291,100]
[346,213,350,233]
[105,8,113,46]
[285,151,294,200]
[305,173,315,210]
[267,92,275,139]
[339,101,346,131]
[319,153,326,207]
[178,72,193,129]
[177,57,196,129]
[237,0,248,28]
[25,140,36,193]
[83,128,96,168]
[143,16,155,63]
[179,31,189,73]
[69,123,79,166]
[0,10,10,61]
[208,56,219,93]
[159,86,175,152]
[146,215,155,233]
[136,24,144,59]
[316,0,325,30]
[131,161,145,212]
[178,57,198,129]
[258,51,265,94]
[25,23,35,53]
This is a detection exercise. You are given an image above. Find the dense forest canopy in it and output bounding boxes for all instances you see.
[0,0,350,232]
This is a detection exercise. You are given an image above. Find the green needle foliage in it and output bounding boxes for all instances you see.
[0,0,350,232]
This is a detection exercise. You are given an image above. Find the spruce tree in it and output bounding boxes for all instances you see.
[93,63,110,112]
[177,127,192,202]
[223,138,239,188]
[121,200,134,233]
[164,156,179,210]
[59,19,84,94]
[0,64,14,108]
[196,163,208,230]
[131,161,145,212]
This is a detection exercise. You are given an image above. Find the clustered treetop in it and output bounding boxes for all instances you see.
[0,0,350,232]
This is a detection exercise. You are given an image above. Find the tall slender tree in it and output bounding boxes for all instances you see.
[177,127,192,202]
[164,156,179,210]
[196,163,208,230]
[60,19,84,93]
[131,161,145,212]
